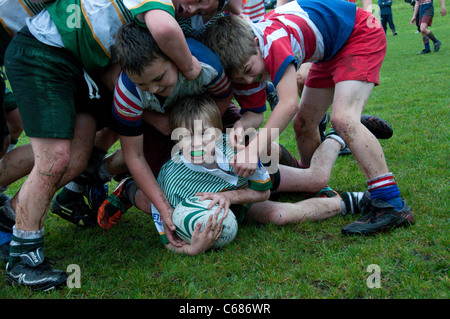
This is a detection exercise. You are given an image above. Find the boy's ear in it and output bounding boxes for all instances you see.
[253,37,259,48]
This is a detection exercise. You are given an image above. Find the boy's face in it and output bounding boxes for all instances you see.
[178,120,220,165]
[172,0,219,17]
[231,40,269,84]
[127,57,178,97]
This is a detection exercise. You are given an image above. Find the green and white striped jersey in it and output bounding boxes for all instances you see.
[158,134,272,209]
[151,133,272,244]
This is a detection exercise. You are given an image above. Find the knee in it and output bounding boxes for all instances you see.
[293,111,313,136]
[66,150,93,180]
[420,25,428,34]
[266,209,290,226]
[330,114,358,140]
[37,146,71,178]
[309,174,330,193]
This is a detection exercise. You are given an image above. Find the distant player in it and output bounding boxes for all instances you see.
[411,0,447,54]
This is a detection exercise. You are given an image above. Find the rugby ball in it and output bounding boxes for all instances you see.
[172,196,238,249]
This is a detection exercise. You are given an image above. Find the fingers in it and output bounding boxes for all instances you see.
[230,152,257,178]
[195,193,230,215]
[192,218,205,236]
[212,210,224,240]
[199,211,224,236]
[166,228,185,247]
[230,162,256,178]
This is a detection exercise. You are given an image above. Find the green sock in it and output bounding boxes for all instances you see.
[9,227,45,268]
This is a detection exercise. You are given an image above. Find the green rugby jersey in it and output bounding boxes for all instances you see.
[152,133,272,244]
[158,134,272,209]
[30,0,175,73]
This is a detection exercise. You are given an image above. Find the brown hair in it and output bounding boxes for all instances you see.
[169,94,223,133]
[204,15,257,78]
[114,22,167,76]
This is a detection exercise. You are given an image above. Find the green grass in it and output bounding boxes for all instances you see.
[0,2,449,300]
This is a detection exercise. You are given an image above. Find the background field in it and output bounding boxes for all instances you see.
[0,1,448,301]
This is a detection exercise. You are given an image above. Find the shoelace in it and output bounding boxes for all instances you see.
[83,69,101,99]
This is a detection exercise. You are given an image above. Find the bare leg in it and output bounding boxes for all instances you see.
[246,197,342,225]
[0,144,34,188]
[293,86,334,167]
[296,62,312,97]
[134,188,152,215]
[15,137,71,231]
[14,113,96,229]
[5,109,23,143]
[104,148,128,176]
[276,137,341,193]
[331,81,389,179]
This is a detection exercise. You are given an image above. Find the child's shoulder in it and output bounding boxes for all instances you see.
[186,38,223,70]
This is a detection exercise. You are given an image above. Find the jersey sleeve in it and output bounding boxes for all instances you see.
[110,71,145,136]
[232,82,267,113]
[124,0,175,24]
[221,134,272,191]
[186,38,232,99]
[263,35,298,87]
[247,165,272,191]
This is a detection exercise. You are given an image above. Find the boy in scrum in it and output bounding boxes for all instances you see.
[101,94,369,255]
[204,0,414,236]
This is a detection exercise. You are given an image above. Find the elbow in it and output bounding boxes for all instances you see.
[287,100,300,118]
[261,190,271,202]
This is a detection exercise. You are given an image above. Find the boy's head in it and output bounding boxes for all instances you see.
[173,0,239,17]
[170,94,223,164]
[205,15,269,84]
[115,22,179,96]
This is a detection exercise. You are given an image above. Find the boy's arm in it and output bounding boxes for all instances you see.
[228,111,264,150]
[213,95,234,116]
[143,10,202,81]
[232,63,299,177]
[237,111,265,132]
[439,0,447,15]
[120,134,180,246]
[164,211,226,256]
[142,110,171,136]
[411,1,419,23]
[100,62,121,92]
[197,187,270,208]
[361,0,373,11]
[277,0,292,7]
[197,163,272,214]
[196,188,270,219]
[223,0,244,14]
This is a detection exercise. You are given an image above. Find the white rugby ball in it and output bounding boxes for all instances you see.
[172,196,238,249]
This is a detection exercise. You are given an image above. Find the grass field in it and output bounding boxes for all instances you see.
[0,1,448,304]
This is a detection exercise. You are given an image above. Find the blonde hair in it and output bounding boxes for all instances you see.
[204,15,257,78]
[169,95,223,133]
